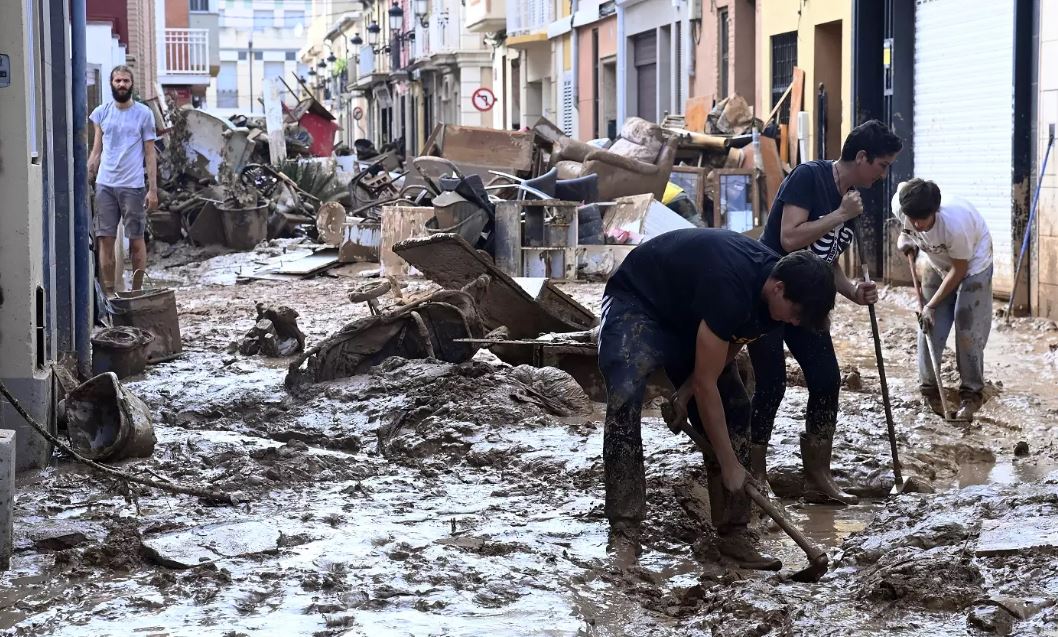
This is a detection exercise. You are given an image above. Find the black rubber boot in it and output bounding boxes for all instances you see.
[800,433,859,505]
[920,386,946,418]
[707,470,782,571]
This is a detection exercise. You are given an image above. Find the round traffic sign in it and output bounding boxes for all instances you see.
[352,106,364,121]
[472,87,496,112]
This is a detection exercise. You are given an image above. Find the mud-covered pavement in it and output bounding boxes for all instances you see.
[3,241,1058,636]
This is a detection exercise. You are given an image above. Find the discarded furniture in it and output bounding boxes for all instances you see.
[380,206,433,276]
[552,117,678,201]
[339,219,382,263]
[602,194,696,244]
[286,280,489,387]
[180,108,257,181]
[217,200,269,250]
[715,168,761,233]
[65,372,155,461]
[420,124,535,182]
[494,200,580,280]
[392,233,596,339]
[669,165,716,227]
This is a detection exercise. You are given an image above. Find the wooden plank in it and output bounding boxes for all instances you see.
[787,67,806,167]
[759,135,784,211]
[264,77,287,165]
[684,96,711,133]
[765,82,794,126]
[976,515,1058,557]
[779,124,790,164]
[380,206,433,276]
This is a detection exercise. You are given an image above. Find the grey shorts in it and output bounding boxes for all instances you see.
[94,184,146,238]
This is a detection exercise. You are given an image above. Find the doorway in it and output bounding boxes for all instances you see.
[813,20,842,159]
[633,31,658,123]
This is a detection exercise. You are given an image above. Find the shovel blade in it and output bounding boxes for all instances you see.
[790,555,829,583]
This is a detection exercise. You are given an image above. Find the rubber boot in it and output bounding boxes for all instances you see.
[606,522,642,569]
[800,433,859,505]
[707,469,782,571]
[749,444,784,531]
[920,387,946,418]
[956,395,982,421]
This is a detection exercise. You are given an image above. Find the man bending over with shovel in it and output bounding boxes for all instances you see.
[893,179,994,421]
[598,229,836,569]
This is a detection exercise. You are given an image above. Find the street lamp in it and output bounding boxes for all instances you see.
[367,21,380,48]
[414,0,429,28]
[388,2,404,42]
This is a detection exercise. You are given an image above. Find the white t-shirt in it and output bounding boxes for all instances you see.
[890,191,993,276]
[90,101,158,189]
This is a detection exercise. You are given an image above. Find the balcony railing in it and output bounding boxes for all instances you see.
[507,0,553,36]
[164,28,210,75]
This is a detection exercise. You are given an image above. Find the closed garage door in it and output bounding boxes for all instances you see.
[634,31,657,123]
[914,0,1014,291]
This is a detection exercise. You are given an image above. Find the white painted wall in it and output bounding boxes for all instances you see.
[86,22,128,106]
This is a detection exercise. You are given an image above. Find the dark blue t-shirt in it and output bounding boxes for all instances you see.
[605,229,780,347]
[760,160,853,263]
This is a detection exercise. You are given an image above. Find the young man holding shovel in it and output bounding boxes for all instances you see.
[892,179,994,421]
[598,228,836,569]
[749,120,903,505]
[87,65,159,295]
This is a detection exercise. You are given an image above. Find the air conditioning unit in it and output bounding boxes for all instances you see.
[687,0,703,21]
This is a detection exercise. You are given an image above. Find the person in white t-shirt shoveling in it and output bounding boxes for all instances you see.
[87,65,159,295]
[892,178,994,421]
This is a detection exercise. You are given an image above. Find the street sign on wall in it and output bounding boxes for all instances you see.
[472,87,496,112]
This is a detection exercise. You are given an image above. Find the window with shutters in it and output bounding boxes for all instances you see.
[771,31,797,123]
[189,0,209,12]
[561,71,574,135]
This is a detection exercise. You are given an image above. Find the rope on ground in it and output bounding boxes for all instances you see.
[0,377,238,505]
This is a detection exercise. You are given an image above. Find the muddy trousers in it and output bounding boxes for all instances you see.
[746,324,840,445]
[917,266,993,402]
[598,294,751,530]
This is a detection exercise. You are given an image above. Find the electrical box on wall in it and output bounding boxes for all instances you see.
[687,0,702,21]
[0,54,11,88]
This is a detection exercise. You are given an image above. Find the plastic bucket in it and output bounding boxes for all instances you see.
[111,287,182,363]
[91,326,154,379]
[218,202,269,250]
[66,372,156,461]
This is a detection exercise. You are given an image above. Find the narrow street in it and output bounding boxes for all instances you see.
[2,241,1056,636]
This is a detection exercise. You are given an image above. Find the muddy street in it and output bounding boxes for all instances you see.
[2,242,1058,636]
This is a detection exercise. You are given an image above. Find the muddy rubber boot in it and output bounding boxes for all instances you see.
[920,387,946,418]
[606,523,642,569]
[800,433,859,505]
[707,471,782,571]
[956,396,981,422]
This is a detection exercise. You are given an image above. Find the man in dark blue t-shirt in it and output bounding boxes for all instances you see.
[599,229,836,569]
[751,120,902,505]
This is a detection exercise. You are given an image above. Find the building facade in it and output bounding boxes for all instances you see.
[208,0,311,113]
[158,0,220,106]
[1033,0,1058,318]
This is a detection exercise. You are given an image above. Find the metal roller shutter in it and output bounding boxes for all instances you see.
[913,0,1015,291]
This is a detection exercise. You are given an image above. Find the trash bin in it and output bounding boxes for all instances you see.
[218,201,269,250]
[92,326,154,379]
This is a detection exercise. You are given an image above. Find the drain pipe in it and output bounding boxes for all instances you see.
[570,0,578,138]
[71,0,92,377]
[616,2,626,125]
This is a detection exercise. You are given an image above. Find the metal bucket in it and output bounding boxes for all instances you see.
[91,326,154,379]
[218,202,269,250]
[66,372,156,461]
[111,286,182,363]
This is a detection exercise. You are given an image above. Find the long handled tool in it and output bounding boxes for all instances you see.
[907,253,967,424]
[850,219,908,495]
[665,412,829,583]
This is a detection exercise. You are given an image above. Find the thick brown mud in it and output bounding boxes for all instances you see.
[2,243,1058,636]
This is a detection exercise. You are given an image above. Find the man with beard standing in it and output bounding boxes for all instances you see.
[87,65,159,294]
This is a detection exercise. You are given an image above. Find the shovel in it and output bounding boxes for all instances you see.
[664,407,829,583]
[850,219,910,495]
[907,253,971,425]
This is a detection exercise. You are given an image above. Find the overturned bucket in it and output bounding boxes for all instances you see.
[66,372,156,461]
[91,326,154,379]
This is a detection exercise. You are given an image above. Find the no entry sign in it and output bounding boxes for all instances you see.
[472,87,496,112]
[352,106,364,121]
